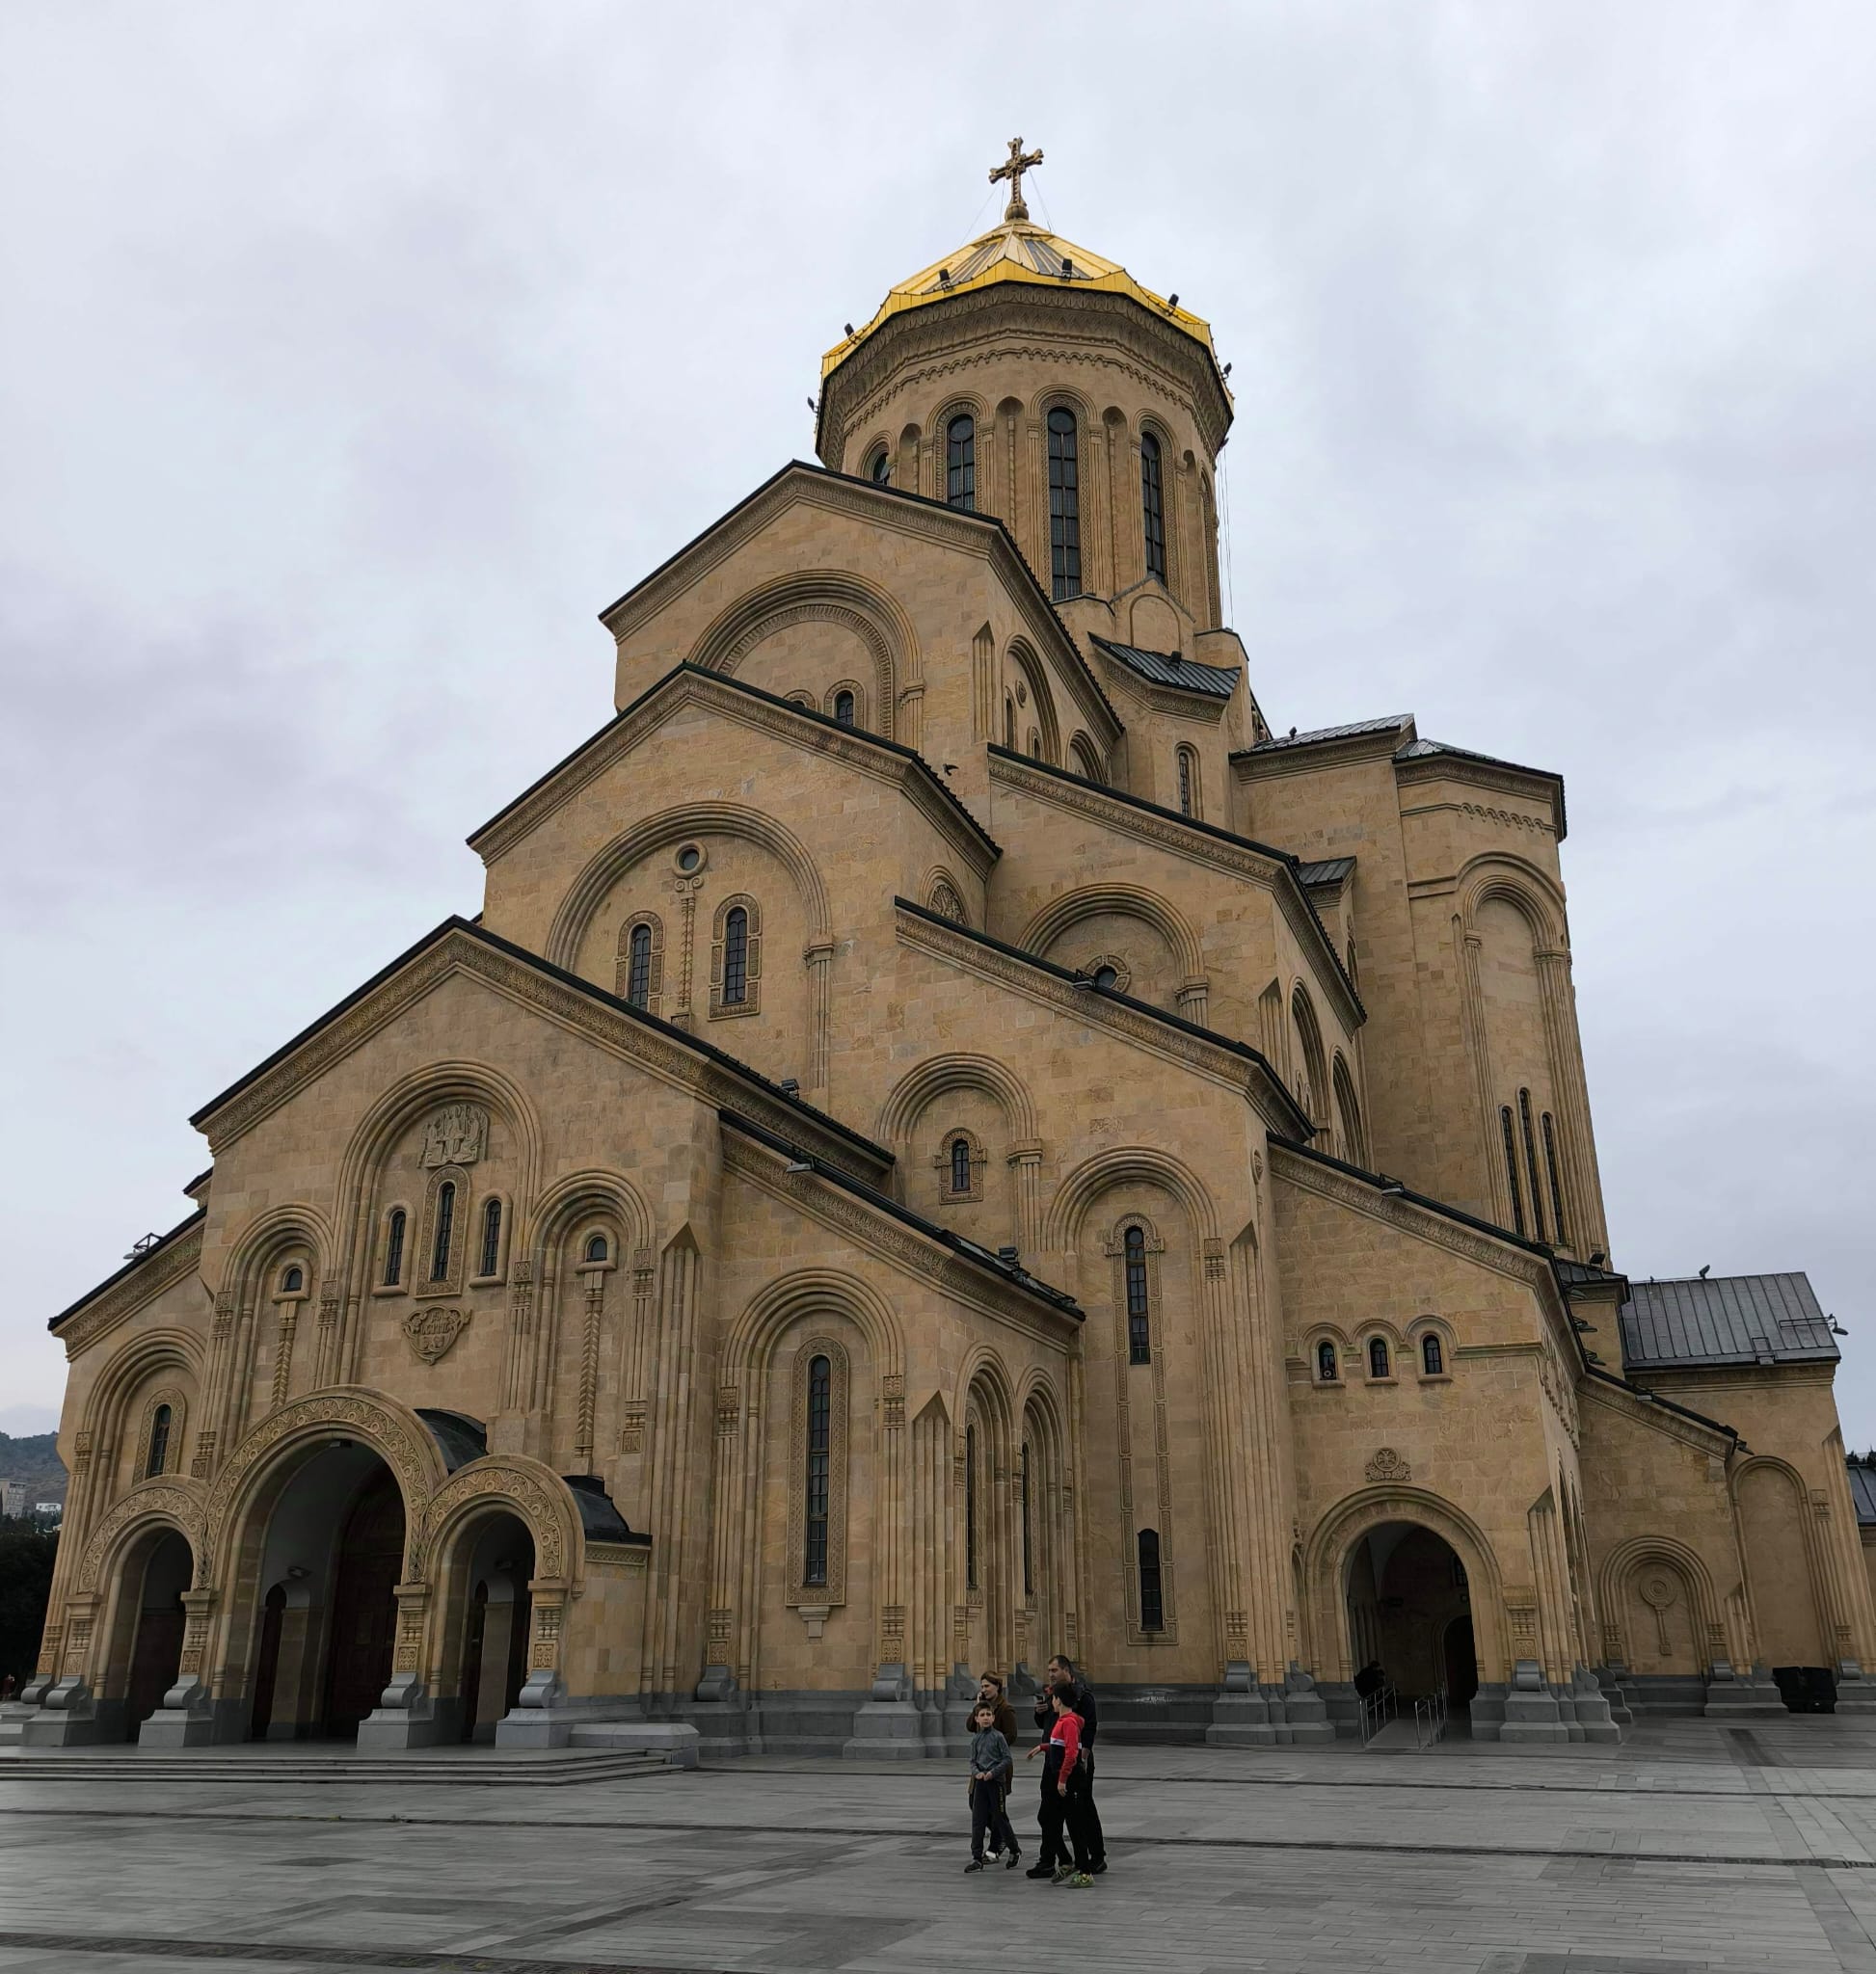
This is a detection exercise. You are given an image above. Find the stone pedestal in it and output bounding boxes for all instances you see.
[1561,1666,1622,1744]
[1498,1660,1569,1743]
[358,1672,439,1749]
[843,1662,925,1759]
[1835,1662,1876,1716]
[19,1677,98,1747]
[1204,1660,1278,1747]
[1702,1660,1785,1720]
[1276,1665,1337,1746]
[139,1677,214,1748]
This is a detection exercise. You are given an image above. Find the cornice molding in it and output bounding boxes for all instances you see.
[721,1131,1078,1346]
[469,667,997,878]
[193,926,887,1184]
[987,751,1363,1033]
[1090,652,1230,727]
[1579,1374,1734,1454]
[1230,726,1410,783]
[56,1221,205,1358]
[896,903,1300,1136]
[598,467,1122,750]
[1394,753,1565,835]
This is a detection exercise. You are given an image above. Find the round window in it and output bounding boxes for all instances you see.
[675,844,703,873]
[1092,965,1119,991]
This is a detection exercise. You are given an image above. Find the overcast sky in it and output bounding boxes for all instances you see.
[3,2,1872,1445]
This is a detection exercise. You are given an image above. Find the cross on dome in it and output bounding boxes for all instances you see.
[989,137,1044,223]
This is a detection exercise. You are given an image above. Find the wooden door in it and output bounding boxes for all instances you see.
[321,1469,404,1737]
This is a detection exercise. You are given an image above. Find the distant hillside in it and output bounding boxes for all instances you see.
[0,1433,67,1507]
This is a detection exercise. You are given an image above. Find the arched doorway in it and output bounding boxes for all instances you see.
[123,1529,191,1740]
[452,1512,535,1744]
[1346,1521,1478,1728]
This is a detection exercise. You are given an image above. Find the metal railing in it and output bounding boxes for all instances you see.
[1413,1684,1449,1748]
[1356,1681,1397,1746]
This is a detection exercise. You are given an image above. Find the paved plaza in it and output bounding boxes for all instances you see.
[11,1719,1876,1972]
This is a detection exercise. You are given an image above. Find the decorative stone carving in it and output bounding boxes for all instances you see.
[1364,1448,1410,1483]
[421,1103,487,1168]
[1637,1568,1678,1653]
[402,1306,470,1365]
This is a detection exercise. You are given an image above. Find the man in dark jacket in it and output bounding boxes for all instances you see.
[1032,1653,1106,1871]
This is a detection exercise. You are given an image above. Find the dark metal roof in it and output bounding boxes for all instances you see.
[1089,635,1239,700]
[1295,856,1355,888]
[563,1474,644,1543]
[1849,1462,1876,1528]
[1619,1273,1838,1372]
[1394,736,1568,839]
[1241,715,1410,756]
[416,1409,489,1473]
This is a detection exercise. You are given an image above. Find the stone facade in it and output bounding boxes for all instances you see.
[13,195,1872,1756]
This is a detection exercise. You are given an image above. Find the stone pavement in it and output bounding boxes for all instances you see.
[8,1718,1876,1971]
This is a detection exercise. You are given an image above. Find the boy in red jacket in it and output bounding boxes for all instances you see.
[1023,1688,1093,1885]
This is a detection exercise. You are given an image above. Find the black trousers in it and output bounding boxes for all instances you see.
[1079,1749,1106,1866]
[971,1774,1016,1859]
[1036,1758,1093,1871]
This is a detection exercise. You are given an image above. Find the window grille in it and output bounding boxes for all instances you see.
[805,1354,831,1586]
[1047,408,1081,599]
[1541,1111,1568,1245]
[146,1404,172,1478]
[1125,1225,1151,1364]
[1421,1332,1444,1376]
[480,1198,502,1277]
[1138,1528,1165,1631]
[1369,1336,1390,1379]
[430,1182,455,1282]
[626,922,653,1007]
[384,1209,406,1287]
[1519,1089,1545,1242]
[1500,1106,1525,1236]
[1141,432,1166,582]
[946,413,976,509]
[722,907,749,1005]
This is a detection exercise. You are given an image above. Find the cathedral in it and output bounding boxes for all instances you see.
[14,147,1876,1756]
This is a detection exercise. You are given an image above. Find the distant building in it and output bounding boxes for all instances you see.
[0,1480,24,1519]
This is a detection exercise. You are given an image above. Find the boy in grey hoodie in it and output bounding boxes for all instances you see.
[964,1700,1019,1871]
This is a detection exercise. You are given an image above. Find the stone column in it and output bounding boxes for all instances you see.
[805,941,835,1095]
[140,1588,217,1747]
[1175,978,1210,1027]
[1007,1141,1043,1256]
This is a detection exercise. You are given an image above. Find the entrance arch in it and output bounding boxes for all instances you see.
[446,1512,537,1744]
[120,1529,191,1740]
[1344,1521,1478,1716]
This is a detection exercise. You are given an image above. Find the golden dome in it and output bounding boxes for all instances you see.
[820,217,1221,385]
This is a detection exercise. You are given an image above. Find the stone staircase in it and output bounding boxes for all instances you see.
[0,1744,677,1786]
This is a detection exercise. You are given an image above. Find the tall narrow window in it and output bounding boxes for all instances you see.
[1500,1106,1526,1237]
[1047,407,1081,600]
[1317,1340,1338,1382]
[1518,1089,1545,1242]
[1004,696,1017,749]
[833,688,856,728]
[1140,431,1166,583]
[1124,1225,1151,1365]
[1368,1336,1391,1380]
[1541,1112,1568,1245]
[146,1403,172,1479]
[950,1135,972,1194]
[430,1182,455,1282]
[1421,1332,1444,1376]
[722,907,749,1006]
[1021,1440,1033,1597]
[1176,746,1197,817]
[479,1197,502,1277]
[946,413,976,509]
[1138,1528,1165,1632]
[384,1208,407,1287]
[866,444,890,485]
[804,1354,831,1587]
[965,1422,979,1590]
[626,922,653,1008]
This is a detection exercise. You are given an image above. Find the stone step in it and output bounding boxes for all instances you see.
[0,1746,674,1786]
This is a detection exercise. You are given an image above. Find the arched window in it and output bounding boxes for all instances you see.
[1541,1111,1568,1245]
[1317,1340,1338,1383]
[1020,1439,1033,1597]
[1500,1105,1526,1237]
[626,921,653,1008]
[1004,696,1017,749]
[865,444,890,485]
[1421,1332,1445,1376]
[1368,1336,1391,1380]
[950,1135,972,1193]
[1028,727,1042,760]
[1138,1528,1165,1632]
[1140,431,1166,583]
[383,1208,407,1287]
[1047,407,1081,600]
[965,1422,979,1590]
[584,1233,609,1265]
[804,1353,831,1587]
[1124,1224,1151,1365]
[722,907,749,1007]
[146,1403,172,1479]
[833,688,856,728]
[946,413,976,509]
[1518,1089,1546,1242]
[429,1182,455,1282]
[479,1198,502,1277]
[281,1265,304,1294]
[1176,745,1198,818]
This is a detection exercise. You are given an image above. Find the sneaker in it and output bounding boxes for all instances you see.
[964,1859,986,1873]
[1090,1860,1108,1875]
[1025,1863,1055,1880]
[986,1851,1002,1861]
[1052,1866,1074,1884]
[1004,1847,1021,1870]
[1069,1872,1094,1888]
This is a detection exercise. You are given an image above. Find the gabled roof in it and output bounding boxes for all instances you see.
[1394,735,1568,839]
[1089,635,1238,701]
[1619,1272,1838,1372]
[720,1109,1081,1320]
[1849,1461,1876,1528]
[187,916,893,1179]
[593,461,1123,742]
[467,661,999,868]
[1239,715,1411,756]
[48,1207,205,1333]
[1295,856,1355,888]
